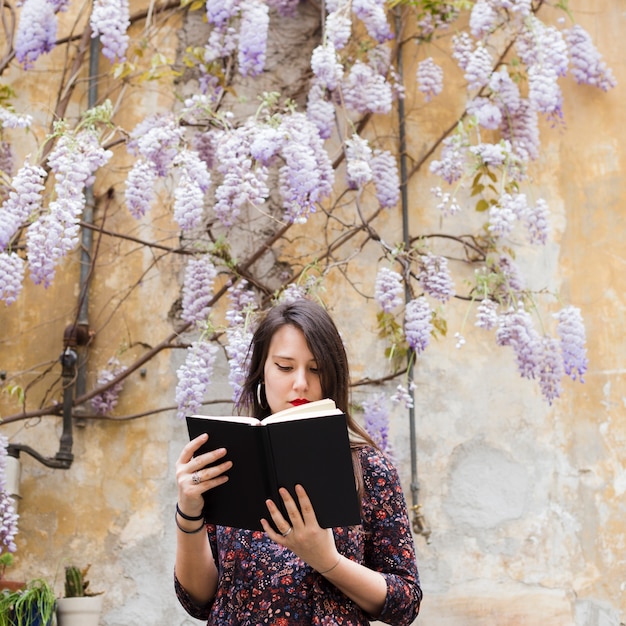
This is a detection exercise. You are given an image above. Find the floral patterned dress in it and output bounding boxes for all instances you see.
[175,446,422,625]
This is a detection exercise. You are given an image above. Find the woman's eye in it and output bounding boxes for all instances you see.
[276,363,291,371]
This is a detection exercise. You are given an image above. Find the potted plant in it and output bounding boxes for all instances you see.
[0,577,56,626]
[56,565,103,626]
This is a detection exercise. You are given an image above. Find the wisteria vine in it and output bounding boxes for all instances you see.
[0,0,612,446]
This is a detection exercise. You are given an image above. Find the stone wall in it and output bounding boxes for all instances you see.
[0,1,624,624]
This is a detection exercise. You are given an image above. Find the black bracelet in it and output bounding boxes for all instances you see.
[174,511,205,534]
[176,503,204,522]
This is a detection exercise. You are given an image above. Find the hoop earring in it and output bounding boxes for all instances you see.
[256,381,268,409]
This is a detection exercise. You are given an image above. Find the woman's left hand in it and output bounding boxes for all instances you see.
[261,484,340,573]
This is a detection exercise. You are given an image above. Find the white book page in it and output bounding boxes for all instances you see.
[188,414,261,426]
[263,398,339,425]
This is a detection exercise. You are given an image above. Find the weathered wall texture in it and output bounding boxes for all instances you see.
[0,1,625,625]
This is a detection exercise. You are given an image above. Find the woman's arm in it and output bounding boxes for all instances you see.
[261,447,422,624]
[174,434,232,606]
[262,485,388,616]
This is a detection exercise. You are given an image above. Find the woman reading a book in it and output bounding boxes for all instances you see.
[174,299,422,624]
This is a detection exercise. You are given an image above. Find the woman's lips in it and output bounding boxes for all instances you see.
[290,399,310,406]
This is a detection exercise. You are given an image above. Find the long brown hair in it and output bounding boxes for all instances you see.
[238,299,376,451]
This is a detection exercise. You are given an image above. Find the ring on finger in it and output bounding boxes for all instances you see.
[192,471,201,485]
[281,526,293,537]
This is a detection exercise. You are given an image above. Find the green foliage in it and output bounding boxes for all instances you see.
[0,578,55,626]
[63,564,101,598]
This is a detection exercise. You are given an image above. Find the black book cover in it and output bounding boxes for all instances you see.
[186,403,361,531]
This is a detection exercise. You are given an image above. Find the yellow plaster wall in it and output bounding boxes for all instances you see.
[0,1,625,624]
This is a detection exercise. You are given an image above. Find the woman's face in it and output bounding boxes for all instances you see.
[263,324,323,415]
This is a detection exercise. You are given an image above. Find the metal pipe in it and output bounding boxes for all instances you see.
[395,6,430,541]
[7,35,101,470]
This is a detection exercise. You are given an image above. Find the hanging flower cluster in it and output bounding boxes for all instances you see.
[0,0,613,429]
[91,358,128,416]
[0,435,18,554]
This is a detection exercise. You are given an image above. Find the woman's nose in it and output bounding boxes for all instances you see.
[292,368,309,391]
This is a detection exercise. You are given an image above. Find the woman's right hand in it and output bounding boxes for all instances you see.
[175,433,232,517]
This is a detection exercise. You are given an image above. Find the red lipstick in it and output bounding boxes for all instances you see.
[290,399,310,407]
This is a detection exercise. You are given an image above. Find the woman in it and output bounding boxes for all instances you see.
[174,299,422,624]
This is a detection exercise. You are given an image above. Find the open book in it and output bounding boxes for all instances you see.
[186,399,361,531]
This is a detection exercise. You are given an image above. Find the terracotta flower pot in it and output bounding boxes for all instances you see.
[0,579,25,592]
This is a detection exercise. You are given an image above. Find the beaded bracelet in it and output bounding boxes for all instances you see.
[176,503,204,521]
[174,510,205,534]
[318,555,342,575]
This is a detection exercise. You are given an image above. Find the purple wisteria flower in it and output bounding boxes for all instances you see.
[128,114,183,177]
[0,252,25,305]
[470,141,509,167]
[0,435,18,552]
[362,393,391,455]
[475,298,498,330]
[207,0,240,26]
[418,253,455,303]
[518,19,569,77]
[565,25,617,91]
[345,135,372,189]
[527,65,562,117]
[371,149,399,209]
[125,160,158,219]
[238,0,269,77]
[416,57,444,102]
[497,0,531,17]
[0,160,46,251]
[489,67,521,114]
[524,197,549,244]
[467,98,502,130]
[452,32,474,71]
[311,44,344,91]
[213,125,269,227]
[325,10,351,50]
[469,0,497,38]
[351,0,392,43]
[266,0,299,18]
[173,150,211,232]
[226,325,253,404]
[429,133,466,184]
[249,125,282,165]
[465,43,493,91]
[404,297,432,354]
[342,61,393,115]
[175,339,218,419]
[226,279,257,327]
[391,382,414,410]
[537,336,563,404]
[278,283,307,304]
[27,130,112,286]
[494,254,525,296]
[90,357,127,416]
[496,304,541,380]
[204,25,238,65]
[278,112,334,223]
[306,83,336,140]
[90,0,130,62]
[488,192,527,239]
[0,108,32,130]
[431,186,461,216]
[554,305,588,382]
[374,267,403,313]
[14,0,57,68]
[500,99,540,163]
[181,255,217,325]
